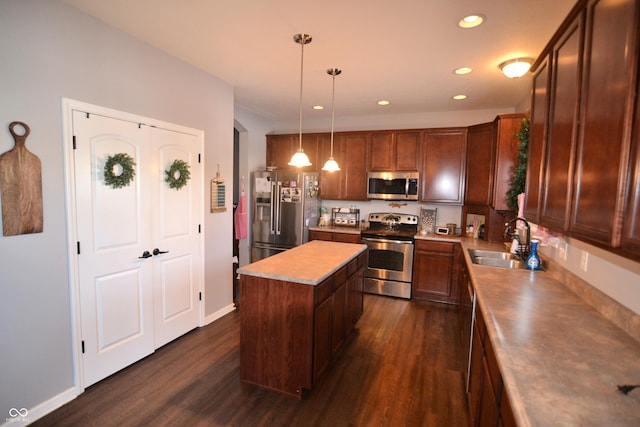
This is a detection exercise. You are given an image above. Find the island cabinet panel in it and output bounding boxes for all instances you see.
[411,240,459,304]
[420,127,467,204]
[240,276,315,397]
[621,78,640,255]
[569,0,638,247]
[540,13,583,231]
[525,56,551,223]
[240,248,366,398]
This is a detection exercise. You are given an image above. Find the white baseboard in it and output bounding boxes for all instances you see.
[203,303,236,325]
[3,386,79,426]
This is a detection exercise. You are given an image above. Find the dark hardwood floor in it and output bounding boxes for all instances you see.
[34,294,470,427]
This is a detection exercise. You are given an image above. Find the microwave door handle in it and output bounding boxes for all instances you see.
[405,178,409,199]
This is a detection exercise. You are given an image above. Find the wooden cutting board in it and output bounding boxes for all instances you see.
[0,122,43,236]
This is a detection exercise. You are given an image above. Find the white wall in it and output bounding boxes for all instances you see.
[0,0,233,420]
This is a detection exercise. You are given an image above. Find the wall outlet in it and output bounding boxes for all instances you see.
[580,250,589,271]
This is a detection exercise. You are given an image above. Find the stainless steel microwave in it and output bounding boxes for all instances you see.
[367,172,419,200]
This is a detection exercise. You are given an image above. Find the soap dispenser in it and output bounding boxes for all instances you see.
[526,239,541,270]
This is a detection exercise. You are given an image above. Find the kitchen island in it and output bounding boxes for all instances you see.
[238,240,367,398]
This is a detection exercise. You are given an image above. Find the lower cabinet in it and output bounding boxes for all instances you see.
[309,229,361,244]
[241,250,366,398]
[412,239,460,304]
[469,305,517,427]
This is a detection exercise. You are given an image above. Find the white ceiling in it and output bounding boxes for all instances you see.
[64,0,575,122]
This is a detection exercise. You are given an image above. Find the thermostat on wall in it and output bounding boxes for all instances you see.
[435,226,449,235]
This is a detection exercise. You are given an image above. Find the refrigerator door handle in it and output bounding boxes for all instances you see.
[270,180,277,235]
[275,181,282,235]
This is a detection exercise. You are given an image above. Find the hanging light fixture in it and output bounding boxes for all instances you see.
[288,33,313,168]
[322,68,342,172]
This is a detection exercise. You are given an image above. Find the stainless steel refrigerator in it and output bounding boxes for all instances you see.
[251,170,320,261]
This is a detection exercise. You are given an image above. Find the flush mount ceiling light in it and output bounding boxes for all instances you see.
[499,57,534,78]
[377,100,390,106]
[458,14,485,29]
[288,33,313,168]
[322,68,342,172]
[313,105,324,110]
[453,94,468,100]
[454,67,473,75]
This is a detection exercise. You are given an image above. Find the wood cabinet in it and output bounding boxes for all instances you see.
[468,304,517,427]
[526,0,640,261]
[266,133,321,170]
[524,56,551,223]
[540,12,583,231]
[420,127,467,204]
[309,229,361,244]
[369,130,420,171]
[240,249,366,398]
[465,115,525,209]
[319,132,369,200]
[622,72,640,255]
[411,239,459,304]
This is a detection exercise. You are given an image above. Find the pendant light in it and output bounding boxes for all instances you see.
[322,68,342,172]
[288,33,312,168]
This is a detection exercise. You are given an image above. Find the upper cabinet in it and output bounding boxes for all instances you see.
[266,133,320,170]
[368,130,420,171]
[420,127,467,205]
[526,0,640,260]
[465,114,525,210]
[319,132,369,201]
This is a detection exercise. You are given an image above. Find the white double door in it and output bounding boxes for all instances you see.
[72,110,202,387]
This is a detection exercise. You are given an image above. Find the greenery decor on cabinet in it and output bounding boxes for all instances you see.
[506,118,529,212]
[104,153,136,189]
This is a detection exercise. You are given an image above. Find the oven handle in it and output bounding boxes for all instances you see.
[361,237,414,245]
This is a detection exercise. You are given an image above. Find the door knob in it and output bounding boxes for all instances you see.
[153,248,169,256]
[138,250,152,259]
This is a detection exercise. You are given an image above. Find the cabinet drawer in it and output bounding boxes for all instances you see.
[334,265,347,288]
[347,258,358,277]
[415,239,454,253]
[316,276,334,306]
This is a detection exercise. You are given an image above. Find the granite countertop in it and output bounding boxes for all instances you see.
[238,240,367,285]
[450,236,640,426]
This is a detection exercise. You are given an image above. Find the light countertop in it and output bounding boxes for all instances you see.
[238,240,366,285]
[456,237,640,426]
[308,225,362,234]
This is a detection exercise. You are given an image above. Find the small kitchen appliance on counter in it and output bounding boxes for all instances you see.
[360,212,419,299]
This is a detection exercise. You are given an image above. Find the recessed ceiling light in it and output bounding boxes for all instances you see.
[312,105,324,110]
[377,100,390,106]
[453,95,467,100]
[458,14,485,29]
[454,67,473,75]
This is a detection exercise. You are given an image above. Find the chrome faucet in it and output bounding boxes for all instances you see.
[504,217,530,259]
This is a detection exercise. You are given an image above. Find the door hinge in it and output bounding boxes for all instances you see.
[77,241,81,255]
[198,224,201,233]
[198,153,201,163]
[199,292,202,301]
[81,340,85,354]
[72,135,76,150]
[85,112,89,119]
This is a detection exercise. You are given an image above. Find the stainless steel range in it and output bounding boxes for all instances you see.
[361,212,419,299]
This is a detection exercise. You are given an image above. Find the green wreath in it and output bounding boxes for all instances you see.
[104,153,136,188]
[165,159,191,190]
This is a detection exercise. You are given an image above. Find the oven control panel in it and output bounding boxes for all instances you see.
[367,212,419,225]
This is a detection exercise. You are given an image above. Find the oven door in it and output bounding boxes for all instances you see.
[361,237,414,283]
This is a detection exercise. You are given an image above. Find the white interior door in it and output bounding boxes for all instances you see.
[72,109,203,387]
[150,127,202,348]
[73,111,154,387]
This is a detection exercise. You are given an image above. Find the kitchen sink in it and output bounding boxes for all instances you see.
[468,249,527,270]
